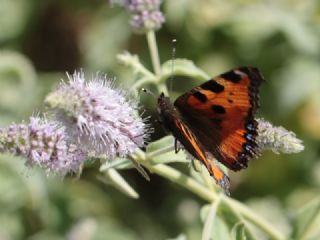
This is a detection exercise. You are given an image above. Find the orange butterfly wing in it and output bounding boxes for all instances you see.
[174,67,264,171]
[172,118,230,192]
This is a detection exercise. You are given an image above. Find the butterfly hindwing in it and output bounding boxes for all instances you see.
[171,118,230,192]
[174,67,264,171]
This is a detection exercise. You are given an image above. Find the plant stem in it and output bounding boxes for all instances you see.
[155,164,284,240]
[145,162,218,202]
[146,31,161,76]
[132,149,285,240]
[117,52,155,79]
[225,198,285,240]
[157,83,169,95]
[146,31,169,95]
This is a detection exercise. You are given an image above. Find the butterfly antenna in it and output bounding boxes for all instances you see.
[169,39,177,93]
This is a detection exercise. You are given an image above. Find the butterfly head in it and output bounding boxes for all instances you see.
[157,92,177,125]
[157,92,173,111]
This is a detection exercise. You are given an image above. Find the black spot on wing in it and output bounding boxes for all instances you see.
[220,71,241,83]
[211,105,226,114]
[228,99,233,103]
[193,91,207,103]
[201,80,224,93]
[221,67,264,172]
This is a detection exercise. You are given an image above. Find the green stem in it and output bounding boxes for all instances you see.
[146,31,169,95]
[134,149,216,201]
[117,52,155,79]
[144,162,218,202]
[157,83,169,95]
[226,198,285,240]
[131,78,155,91]
[146,31,161,76]
[132,149,285,240]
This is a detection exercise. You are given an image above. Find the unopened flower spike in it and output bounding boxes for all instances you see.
[0,117,86,175]
[256,118,304,154]
[45,71,150,159]
[120,0,165,33]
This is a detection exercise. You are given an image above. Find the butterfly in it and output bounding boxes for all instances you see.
[157,67,264,194]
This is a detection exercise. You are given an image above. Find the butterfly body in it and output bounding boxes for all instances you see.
[157,67,265,193]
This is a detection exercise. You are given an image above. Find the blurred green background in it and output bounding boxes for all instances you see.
[0,0,319,239]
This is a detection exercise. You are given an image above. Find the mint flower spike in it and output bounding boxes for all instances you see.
[131,10,165,33]
[125,0,162,12]
[45,71,150,159]
[256,118,304,154]
[0,117,86,175]
[121,0,165,33]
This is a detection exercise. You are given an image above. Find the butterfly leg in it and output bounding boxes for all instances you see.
[174,138,181,153]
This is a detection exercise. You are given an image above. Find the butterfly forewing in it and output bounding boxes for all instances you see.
[174,67,264,171]
[157,94,230,192]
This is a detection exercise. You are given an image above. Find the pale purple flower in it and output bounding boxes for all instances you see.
[256,118,304,154]
[119,0,165,33]
[125,0,162,12]
[130,10,165,33]
[45,71,149,159]
[0,117,86,175]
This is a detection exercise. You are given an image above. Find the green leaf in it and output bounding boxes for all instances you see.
[117,51,154,79]
[218,202,242,228]
[150,151,189,165]
[205,216,231,240]
[167,233,187,240]
[231,222,246,240]
[0,51,37,116]
[202,201,220,240]
[97,169,139,199]
[292,198,320,240]
[160,59,209,84]
[304,234,320,240]
[146,136,174,153]
[223,200,270,240]
[100,158,133,170]
[146,136,189,164]
[201,200,231,240]
[99,157,149,181]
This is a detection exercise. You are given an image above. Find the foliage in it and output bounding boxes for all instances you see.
[0,0,319,239]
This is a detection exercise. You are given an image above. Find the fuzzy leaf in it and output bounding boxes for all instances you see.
[201,203,231,240]
[98,169,139,199]
[160,59,209,84]
[146,136,174,152]
[206,216,230,240]
[146,136,189,164]
[100,158,133,170]
[167,234,187,240]
[292,198,320,240]
[231,222,248,240]
[150,151,189,165]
